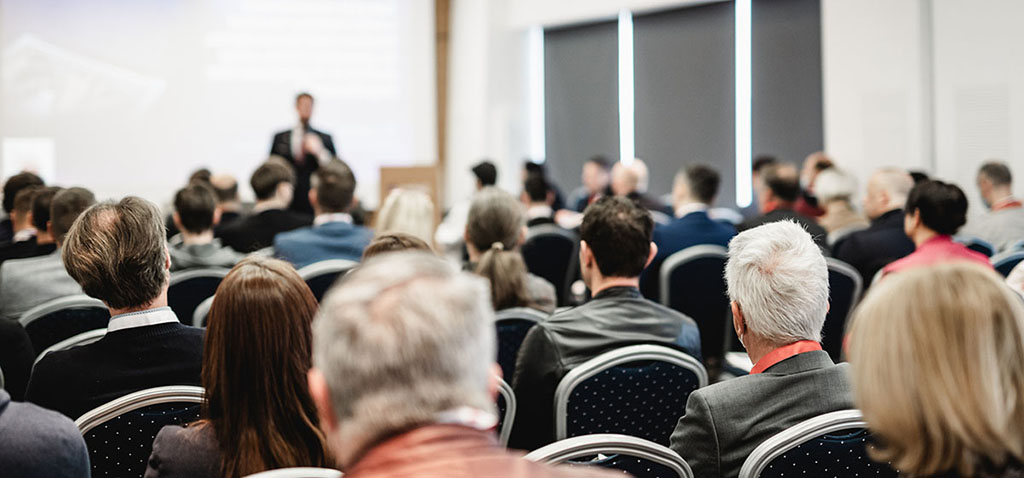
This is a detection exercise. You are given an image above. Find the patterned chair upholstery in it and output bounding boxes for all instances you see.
[738,409,898,478]
[955,236,996,257]
[297,259,359,302]
[495,376,516,446]
[521,225,579,306]
[555,344,707,446]
[992,251,1024,278]
[659,245,732,362]
[19,295,110,354]
[168,268,229,323]
[75,386,204,478]
[525,433,694,478]
[822,259,863,362]
[495,307,547,380]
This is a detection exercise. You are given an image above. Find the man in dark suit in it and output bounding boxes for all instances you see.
[669,220,853,478]
[0,172,44,245]
[218,160,312,253]
[567,156,612,213]
[641,164,737,300]
[739,162,829,252]
[26,197,204,419]
[522,172,556,227]
[270,92,337,215]
[274,161,371,268]
[0,186,43,263]
[611,159,673,217]
[832,167,916,285]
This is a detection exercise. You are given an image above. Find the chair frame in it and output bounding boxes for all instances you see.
[18,294,107,329]
[737,409,866,478]
[524,224,581,303]
[168,267,231,286]
[75,385,205,434]
[495,306,549,323]
[297,259,359,282]
[954,235,996,257]
[1010,239,1024,252]
[826,258,863,319]
[243,468,342,478]
[991,250,1024,277]
[525,433,694,478]
[496,376,516,446]
[554,344,708,440]
[192,295,215,327]
[658,244,728,307]
[33,328,107,365]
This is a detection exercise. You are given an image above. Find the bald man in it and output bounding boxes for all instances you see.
[611,159,672,216]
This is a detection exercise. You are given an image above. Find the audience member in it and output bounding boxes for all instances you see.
[510,196,701,450]
[909,170,930,184]
[794,151,833,217]
[465,187,556,313]
[26,197,204,419]
[882,180,991,275]
[0,186,43,263]
[165,168,219,239]
[0,172,44,244]
[567,156,611,212]
[0,187,93,320]
[641,164,736,300]
[523,161,566,211]
[0,317,34,401]
[0,387,90,478]
[146,258,328,478]
[812,167,868,244]
[522,172,556,227]
[739,162,829,251]
[474,239,542,313]
[669,220,851,478]
[361,232,433,260]
[832,167,916,285]
[210,173,244,229]
[961,161,1024,252]
[611,158,673,217]
[169,183,243,271]
[848,263,1024,478]
[435,160,497,258]
[219,159,312,253]
[274,161,371,267]
[308,252,613,478]
[270,92,337,215]
[375,188,435,245]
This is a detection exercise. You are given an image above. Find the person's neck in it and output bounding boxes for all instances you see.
[674,200,708,217]
[761,199,793,214]
[108,289,168,317]
[218,201,241,214]
[911,228,940,247]
[180,230,214,245]
[36,232,55,245]
[253,198,287,213]
[989,188,1015,208]
[744,334,781,366]
[589,275,640,296]
[823,199,852,213]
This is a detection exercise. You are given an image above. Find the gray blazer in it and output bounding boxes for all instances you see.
[145,424,220,478]
[669,350,853,478]
[0,389,90,477]
[0,249,83,320]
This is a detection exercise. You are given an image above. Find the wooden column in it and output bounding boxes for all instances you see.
[435,0,451,202]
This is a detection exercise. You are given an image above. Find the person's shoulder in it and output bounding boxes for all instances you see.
[2,399,85,448]
[275,225,315,243]
[154,423,215,450]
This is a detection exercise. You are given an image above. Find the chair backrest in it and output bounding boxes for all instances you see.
[822,258,863,362]
[992,250,1024,278]
[168,268,230,323]
[243,468,343,478]
[955,236,996,257]
[494,307,547,380]
[76,385,205,478]
[297,259,359,302]
[738,409,898,478]
[19,294,110,353]
[659,245,731,362]
[0,364,4,390]
[33,328,106,365]
[555,344,708,445]
[495,376,516,447]
[192,294,216,327]
[521,225,579,306]
[1010,238,1024,252]
[525,433,694,478]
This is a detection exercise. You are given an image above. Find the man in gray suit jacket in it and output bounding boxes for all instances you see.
[669,220,853,478]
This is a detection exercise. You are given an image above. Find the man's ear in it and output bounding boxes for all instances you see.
[645,242,658,268]
[731,301,746,339]
[517,226,528,246]
[164,247,172,272]
[580,240,593,267]
[171,212,183,231]
[308,368,338,434]
[211,207,222,227]
[308,189,318,210]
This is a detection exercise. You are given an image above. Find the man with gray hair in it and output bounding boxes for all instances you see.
[307,252,615,478]
[961,161,1024,252]
[26,197,204,419]
[669,221,853,478]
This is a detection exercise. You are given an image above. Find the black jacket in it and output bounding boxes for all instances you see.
[739,208,830,253]
[832,209,915,286]
[0,239,55,266]
[270,128,336,215]
[0,318,34,400]
[217,209,311,253]
[509,286,701,451]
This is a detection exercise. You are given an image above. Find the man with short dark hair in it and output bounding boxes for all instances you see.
[961,161,1024,252]
[0,186,44,263]
[522,172,555,227]
[210,173,243,230]
[218,159,312,253]
[0,187,93,320]
[435,160,500,259]
[275,160,371,267]
[26,196,204,419]
[509,196,701,450]
[0,172,44,244]
[270,92,338,215]
[169,184,242,271]
[739,163,828,251]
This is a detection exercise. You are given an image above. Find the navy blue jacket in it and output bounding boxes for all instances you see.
[640,211,736,300]
[274,221,372,269]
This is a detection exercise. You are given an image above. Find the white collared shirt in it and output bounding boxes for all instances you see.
[674,202,709,218]
[526,204,554,219]
[12,227,37,243]
[314,213,353,226]
[106,306,180,333]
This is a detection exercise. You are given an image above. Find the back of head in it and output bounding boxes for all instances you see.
[63,196,167,310]
[375,188,434,244]
[978,161,1012,187]
[725,220,828,344]
[251,159,295,201]
[848,262,1024,477]
[523,172,549,203]
[189,168,213,185]
[313,161,356,213]
[611,162,640,196]
[761,163,801,203]
[812,167,858,204]
[210,174,239,203]
[587,155,611,171]
[752,155,778,175]
[50,187,96,245]
[679,164,721,204]
[3,171,44,214]
[204,257,326,476]
[362,233,432,260]
[30,186,62,232]
[312,252,495,454]
[472,160,498,187]
[905,180,968,235]
[580,196,654,278]
[174,183,218,234]
[867,167,915,217]
[12,186,41,218]
[466,187,525,252]
[474,241,532,311]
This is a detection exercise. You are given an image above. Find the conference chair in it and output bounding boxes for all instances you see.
[521,224,579,306]
[822,258,863,362]
[525,433,694,478]
[496,376,516,447]
[243,469,342,478]
[737,409,898,478]
[297,259,359,302]
[955,236,996,257]
[76,385,204,478]
[0,364,4,390]
[1010,238,1024,251]
[659,245,732,363]
[168,267,230,323]
[192,294,215,327]
[992,250,1024,278]
[19,294,110,354]
[554,344,708,445]
[33,328,106,365]
[495,307,548,380]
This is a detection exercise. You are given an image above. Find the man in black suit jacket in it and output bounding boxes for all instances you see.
[270,92,337,215]
[26,197,203,419]
[739,162,829,252]
[522,171,556,227]
[218,160,312,253]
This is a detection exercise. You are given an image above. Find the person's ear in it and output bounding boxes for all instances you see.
[731,301,746,342]
[645,242,658,268]
[309,189,318,210]
[211,207,222,227]
[46,220,54,237]
[518,226,527,246]
[164,247,172,272]
[546,190,555,206]
[308,368,338,435]
[580,240,594,267]
[171,212,183,231]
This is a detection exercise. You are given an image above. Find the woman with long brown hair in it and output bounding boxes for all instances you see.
[145,257,330,478]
